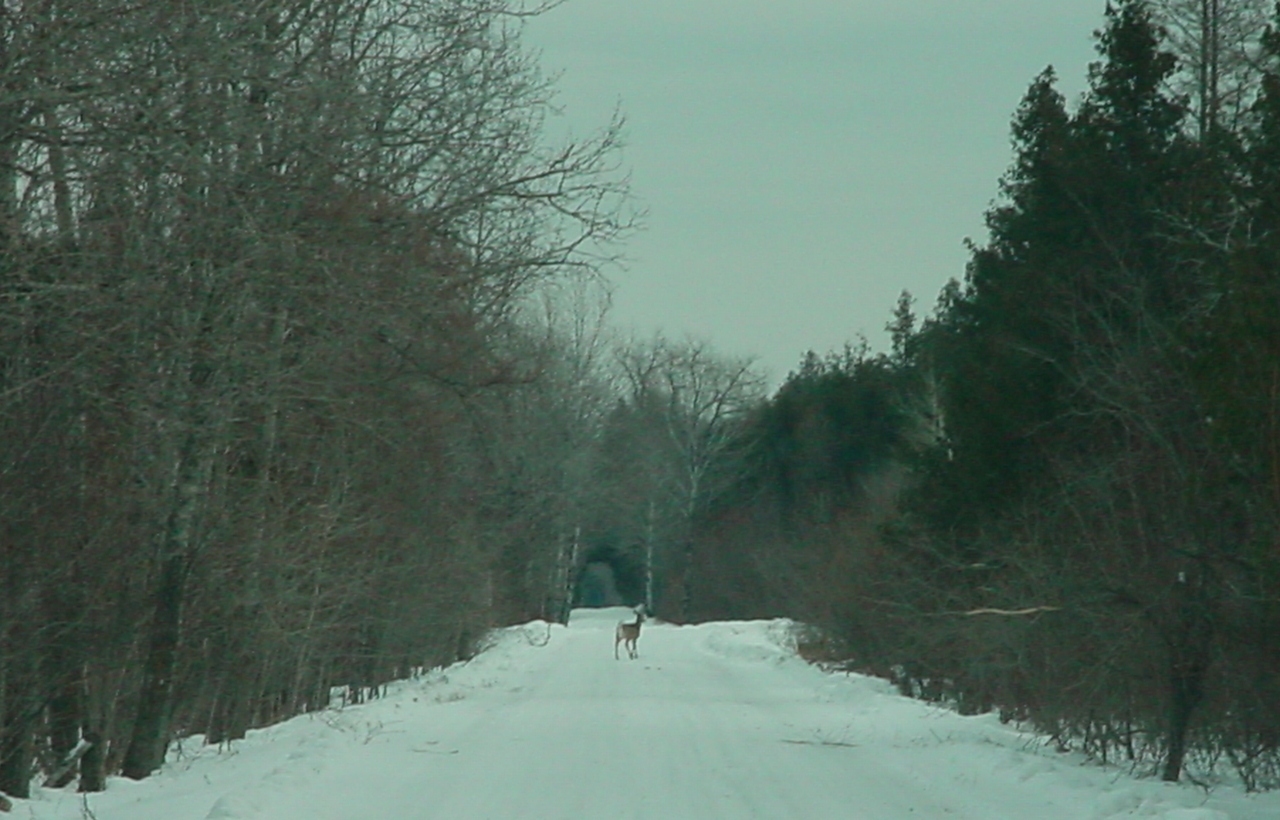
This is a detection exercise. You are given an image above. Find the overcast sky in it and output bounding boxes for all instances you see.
[522,1,1106,385]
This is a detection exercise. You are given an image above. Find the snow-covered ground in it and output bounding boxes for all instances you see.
[17,608,1280,819]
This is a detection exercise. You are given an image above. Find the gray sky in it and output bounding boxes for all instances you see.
[523,1,1105,385]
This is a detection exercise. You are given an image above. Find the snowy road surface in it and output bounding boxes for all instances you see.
[21,608,1280,819]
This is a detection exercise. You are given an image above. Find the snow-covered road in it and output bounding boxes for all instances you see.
[22,608,1280,819]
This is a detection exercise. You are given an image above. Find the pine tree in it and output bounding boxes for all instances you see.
[1082,0,1185,167]
[1204,5,1280,537]
[917,1,1194,533]
[887,290,916,364]
[914,67,1078,536]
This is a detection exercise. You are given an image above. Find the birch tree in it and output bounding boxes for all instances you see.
[614,336,765,619]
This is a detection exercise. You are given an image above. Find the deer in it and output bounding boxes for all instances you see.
[614,609,644,660]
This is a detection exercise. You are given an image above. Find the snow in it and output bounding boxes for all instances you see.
[16,608,1280,819]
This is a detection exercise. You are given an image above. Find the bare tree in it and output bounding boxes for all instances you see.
[614,336,766,619]
[0,0,634,790]
[1152,0,1271,136]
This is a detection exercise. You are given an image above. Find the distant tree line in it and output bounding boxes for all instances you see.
[0,0,631,798]
[678,0,1280,790]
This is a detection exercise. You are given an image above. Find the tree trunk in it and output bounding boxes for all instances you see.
[120,552,189,780]
[0,698,35,799]
[0,3,21,255]
[0,721,32,799]
[679,536,695,623]
[44,678,81,788]
[77,731,105,794]
[1161,586,1211,783]
[644,501,655,615]
[122,402,215,780]
[0,598,37,800]
[42,105,74,242]
[43,591,84,789]
[1161,659,1205,781]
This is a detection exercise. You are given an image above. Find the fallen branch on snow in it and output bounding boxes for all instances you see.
[962,606,1061,617]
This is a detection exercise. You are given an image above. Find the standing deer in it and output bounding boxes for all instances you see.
[614,609,644,659]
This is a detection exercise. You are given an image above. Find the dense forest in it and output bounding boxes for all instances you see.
[0,0,634,797]
[2,0,1279,800]
[680,0,1280,790]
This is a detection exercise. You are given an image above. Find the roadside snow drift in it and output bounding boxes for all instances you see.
[16,608,1280,819]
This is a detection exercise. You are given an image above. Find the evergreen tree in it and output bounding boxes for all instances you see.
[1202,4,1280,541]
[1082,0,1185,166]
[915,0,1191,536]
[745,349,908,525]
